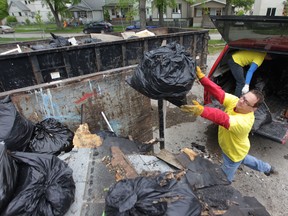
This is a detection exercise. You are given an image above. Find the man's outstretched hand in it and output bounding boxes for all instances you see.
[196,66,205,80]
[180,100,204,116]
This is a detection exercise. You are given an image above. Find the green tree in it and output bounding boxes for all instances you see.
[0,0,8,21]
[47,11,55,23]
[233,0,254,14]
[35,11,43,26]
[37,0,80,29]
[225,0,255,15]
[103,8,110,21]
[118,0,137,22]
[153,0,176,27]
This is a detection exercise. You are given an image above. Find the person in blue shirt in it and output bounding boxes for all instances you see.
[228,50,270,97]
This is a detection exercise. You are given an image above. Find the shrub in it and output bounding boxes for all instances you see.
[25,18,31,25]
[6,16,17,25]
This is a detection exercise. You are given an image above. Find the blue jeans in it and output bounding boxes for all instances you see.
[228,58,245,97]
[221,152,271,183]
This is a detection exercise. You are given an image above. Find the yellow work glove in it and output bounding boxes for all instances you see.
[180,100,204,116]
[196,66,205,80]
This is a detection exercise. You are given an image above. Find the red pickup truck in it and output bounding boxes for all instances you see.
[206,15,288,144]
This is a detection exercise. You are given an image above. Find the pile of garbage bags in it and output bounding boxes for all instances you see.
[30,33,102,50]
[0,96,75,215]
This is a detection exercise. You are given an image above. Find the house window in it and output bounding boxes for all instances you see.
[79,11,87,18]
[216,9,221,15]
[112,8,116,16]
[196,8,202,17]
[19,12,22,16]
[210,8,216,15]
[172,4,182,13]
[266,8,276,16]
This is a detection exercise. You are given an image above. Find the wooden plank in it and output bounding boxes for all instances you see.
[155,149,184,170]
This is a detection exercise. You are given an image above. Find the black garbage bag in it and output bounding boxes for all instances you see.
[252,102,272,132]
[29,118,74,155]
[49,32,71,47]
[126,42,196,107]
[105,172,201,216]
[0,143,18,212]
[1,152,75,216]
[30,44,51,50]
[0,96,35,151]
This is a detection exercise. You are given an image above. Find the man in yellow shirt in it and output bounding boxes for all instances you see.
[181,67,277,183]
[228,50,267,97]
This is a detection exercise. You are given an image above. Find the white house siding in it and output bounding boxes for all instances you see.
[9,0,52,23]
[92,11,104,22]
[253,0,285,16]
[152,0,190,21]
[29,0,51,22]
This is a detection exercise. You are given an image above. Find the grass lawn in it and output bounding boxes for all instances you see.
[15,24,83,33]
[14,23,126,34]
[208,39,226,54]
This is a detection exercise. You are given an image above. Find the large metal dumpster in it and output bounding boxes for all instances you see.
[0,28,209,92]
[0,28,209,142]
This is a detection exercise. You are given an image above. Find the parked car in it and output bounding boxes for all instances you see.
[206,15,288,144]
[0,25,15,34]
[126,21,157,31]
[83,22,113,34]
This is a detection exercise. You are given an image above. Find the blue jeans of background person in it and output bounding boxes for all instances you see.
[221,152,271,183]
[228,58,245,97]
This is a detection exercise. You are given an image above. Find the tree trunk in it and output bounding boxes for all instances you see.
[47,2,62,29]
[158,7,164,27]
[224,0,233,15]
[139,0,146,29]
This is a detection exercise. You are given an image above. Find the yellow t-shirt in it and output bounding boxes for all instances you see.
[232,50,266,67]
[218,93,255,162]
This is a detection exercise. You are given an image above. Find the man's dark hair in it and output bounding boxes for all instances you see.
[251,89,264,107]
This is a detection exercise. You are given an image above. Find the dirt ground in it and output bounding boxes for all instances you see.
[151,52,288,216]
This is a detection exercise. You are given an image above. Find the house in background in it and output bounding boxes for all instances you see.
[8,0,52,23]
[68,0,153,24]
[190,0,226,27]
[103,0,153,23]
[68,0,105,24]
[151,0,226,28]
[253,0,286,16]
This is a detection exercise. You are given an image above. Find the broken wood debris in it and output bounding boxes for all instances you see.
[181,147,198,161]
[156,149,184,170]
[110,146,138,181]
